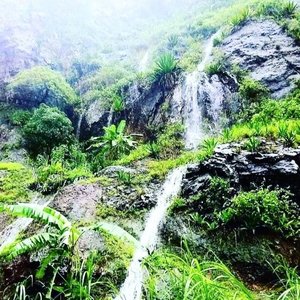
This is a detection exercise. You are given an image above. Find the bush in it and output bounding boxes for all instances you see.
[205,51,228,76]
[219,189,300,237]
[35,145,91,193]
[23,104,74,155]
[9,110,32,126]
[156,123,184,158]
[239,77,269,105]
[89,120,136,170]
[6,67,79,109]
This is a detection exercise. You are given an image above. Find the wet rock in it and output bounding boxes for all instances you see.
[183,143,300,204]
[51,183,102,221]
[222,20,300,98]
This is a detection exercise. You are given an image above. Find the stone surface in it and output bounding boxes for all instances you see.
[183,143,300,204]
[222,20,300,98]
[51,183,102,221]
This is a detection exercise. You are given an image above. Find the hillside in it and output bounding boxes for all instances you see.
[0,0,299,299]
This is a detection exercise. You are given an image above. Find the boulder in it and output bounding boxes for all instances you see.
[51,183,102,221]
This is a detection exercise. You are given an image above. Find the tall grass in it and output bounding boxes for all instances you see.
[144,249,254,300]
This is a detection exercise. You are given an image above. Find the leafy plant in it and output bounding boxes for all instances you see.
[151,53,178,89]
[218,189,300,237]
[244,136,261,152]
[146,142,161,159]
[117,170,132,186]
[278,123,297,147]
[23,104,74,156]
[89,120,136,169]
[112,95,124,113]
[230,7,253,27]
[201,138,218,155]
[239,77,269,106]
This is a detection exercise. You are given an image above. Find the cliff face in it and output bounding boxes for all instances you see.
[81,20,300,139]
[222,20,300,98]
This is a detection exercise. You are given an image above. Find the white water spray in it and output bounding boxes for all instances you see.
[184,30,221,150]
[115,167,185,300]
[115,31,222,300]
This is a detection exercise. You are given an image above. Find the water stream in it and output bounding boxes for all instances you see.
[115,167,185,300]
[115,31,221,300]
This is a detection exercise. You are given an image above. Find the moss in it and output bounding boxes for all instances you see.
[0,162,34,203]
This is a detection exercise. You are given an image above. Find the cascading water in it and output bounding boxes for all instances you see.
[115,31,222,300]
[115,167,185,300]
[76,112,84,139]
[184,30,222,149]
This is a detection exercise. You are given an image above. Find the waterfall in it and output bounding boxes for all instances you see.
[76,112,84,139]
[115,31,222,300]
[184,30,222,150]
[107,105,114,126]
[115,167,186,300]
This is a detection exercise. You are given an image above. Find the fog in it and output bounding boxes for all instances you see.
[0,0,225,74]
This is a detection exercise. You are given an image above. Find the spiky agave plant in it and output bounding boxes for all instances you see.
[151,53,178,89]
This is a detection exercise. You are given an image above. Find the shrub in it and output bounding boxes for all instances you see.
[244,136,261,152]
[9,110,32,126]
[239,77,269,105]
[6,67,79,109]
[205,51,228,76]
[219,189,300,237]
[89,120,136,169]
[151,53,178,89]
[230,7,253,28]
[112,95,124,113]
[23,104,74,156]
[35,145,91,193]
[156,123,184,158]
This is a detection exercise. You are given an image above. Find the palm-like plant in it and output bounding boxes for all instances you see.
[90,120,136,163]
[151,53,178,89]
[0,203,138,299]
[0,203,78,260]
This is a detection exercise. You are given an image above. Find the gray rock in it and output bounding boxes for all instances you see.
[222,20,300,98]
[76,230,105,259]
[51,183,102,221]
[183,142,300,204]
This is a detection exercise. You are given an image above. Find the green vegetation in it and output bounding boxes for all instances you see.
[89,120,137,170]
[0,162,34,203]
[151,53,178,89]
[144,248,254,300]
[218,189,300,237]
[6,66,79,109]
[0,203,135,299]
[23,104,74,156]
[34,145,92,193]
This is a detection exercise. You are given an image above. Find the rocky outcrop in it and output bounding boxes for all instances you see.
[51,183,102,221]
[183,142,300,204]
[222,20,300,98]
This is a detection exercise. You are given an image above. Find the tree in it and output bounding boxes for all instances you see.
[6,66,79,110]
[23,104,74,155]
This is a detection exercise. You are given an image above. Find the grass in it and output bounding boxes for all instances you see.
[144,248,254,300]
[0,162,35,203]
